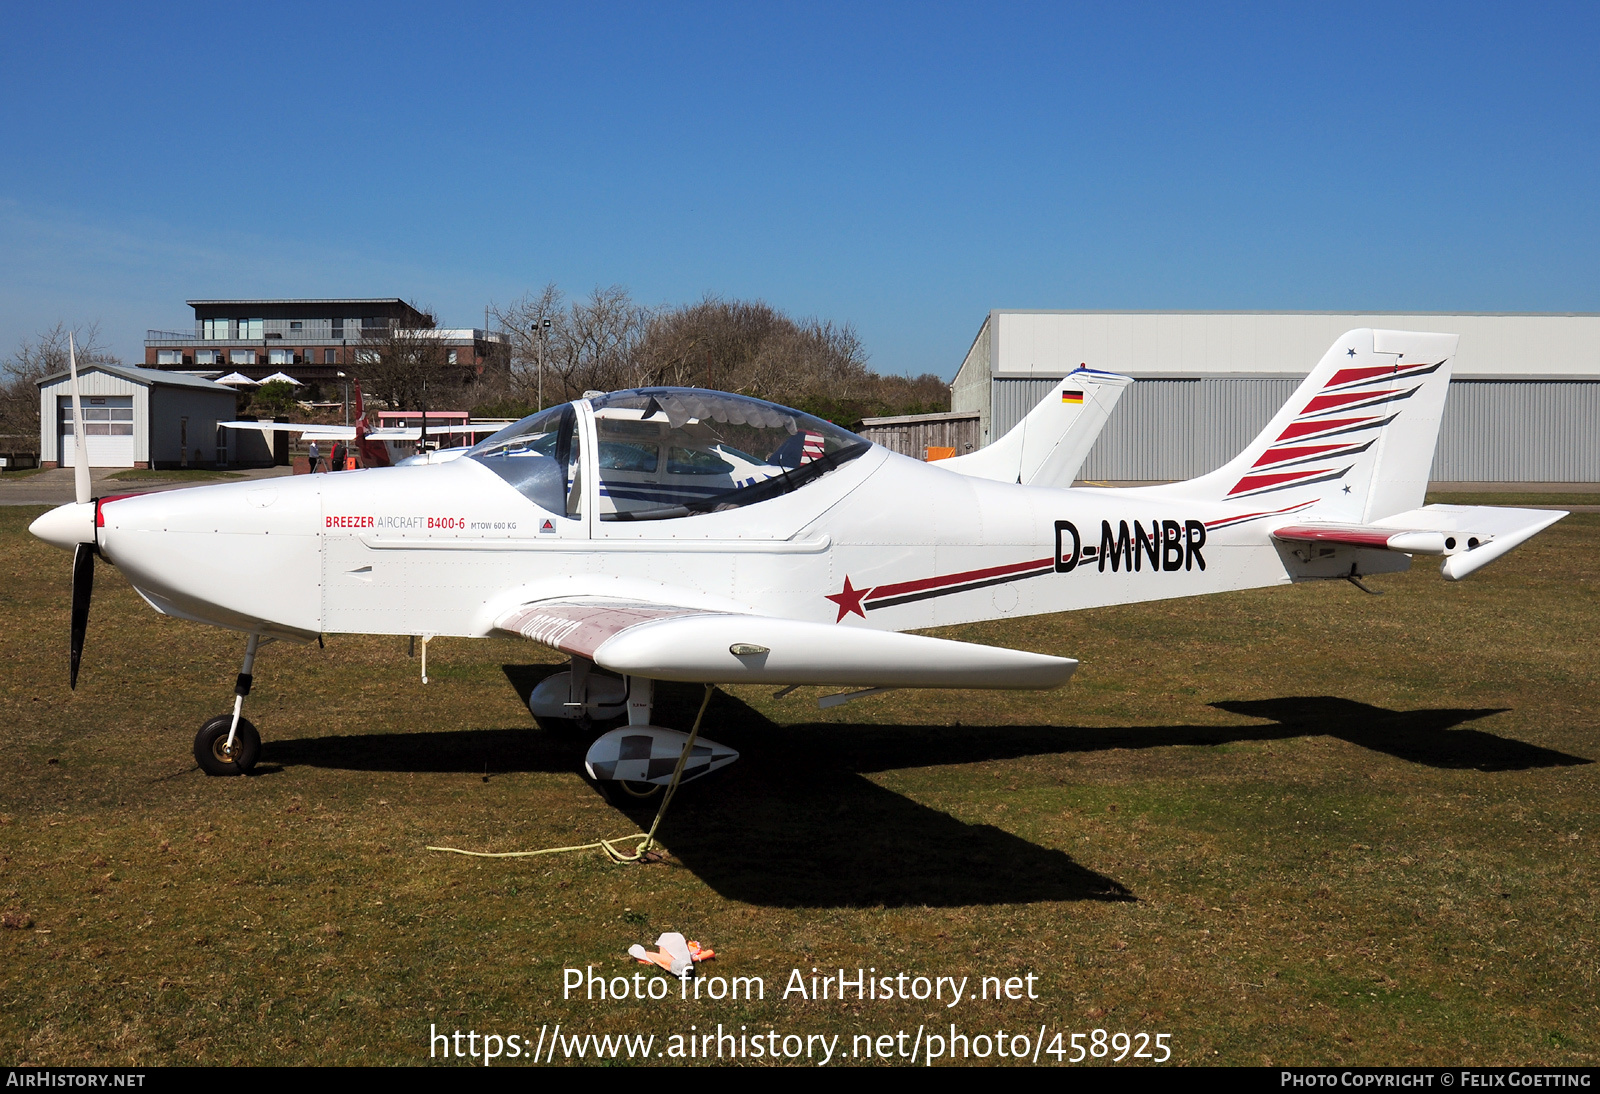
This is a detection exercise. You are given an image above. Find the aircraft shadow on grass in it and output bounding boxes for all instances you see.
[260,666,1589,909]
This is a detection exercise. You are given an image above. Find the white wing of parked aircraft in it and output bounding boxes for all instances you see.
[30,331,1567,798]
[218,421,487,440]
[218,420,497,469]
[220,421,357,441]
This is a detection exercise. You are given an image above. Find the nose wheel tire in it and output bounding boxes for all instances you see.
[194,716,261,776]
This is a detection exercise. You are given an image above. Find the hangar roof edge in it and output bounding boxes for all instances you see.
[36,363,237,392]
[986,309,1600,317]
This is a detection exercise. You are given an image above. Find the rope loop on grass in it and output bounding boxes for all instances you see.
[426,684,716,866]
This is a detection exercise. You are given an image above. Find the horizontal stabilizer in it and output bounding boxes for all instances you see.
[1273,504,1567,581]
[497,597,1077,688]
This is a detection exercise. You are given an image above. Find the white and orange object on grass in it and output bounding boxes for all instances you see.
[629,933,715,976]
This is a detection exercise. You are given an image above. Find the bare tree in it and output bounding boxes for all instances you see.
[485,285,948,425]
[490,284,654,407]
[636,295,911,422]
[0,322,122,455]
[562,285,654,395]
[350,303,462,411]
[488,283,567,410]
[635,296,790,391]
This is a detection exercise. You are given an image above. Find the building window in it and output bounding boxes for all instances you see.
[203,319,229,339]
[268,348,293,366]
[238,319,263,340]
[60,396,134,437]
[230,350,257,365]
[324,349,338,364]
[447,349,458,365]
[157,349,183,365]
[289,321,303,331]
[195,349,220,365]
[332,318,344,337]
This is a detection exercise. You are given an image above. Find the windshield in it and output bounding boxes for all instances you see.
[588,388,870,521]
[466,403,582,517]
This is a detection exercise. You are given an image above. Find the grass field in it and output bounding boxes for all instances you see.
[1,501,1595,1066]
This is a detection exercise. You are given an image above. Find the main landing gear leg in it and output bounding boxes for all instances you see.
[626,675,653,726]
[194,634,263,776]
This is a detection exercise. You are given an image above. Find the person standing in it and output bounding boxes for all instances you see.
[308,439,320,474]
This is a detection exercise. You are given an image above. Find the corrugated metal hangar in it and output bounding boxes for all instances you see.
[37,364,239,469]
[950,311,1600,482]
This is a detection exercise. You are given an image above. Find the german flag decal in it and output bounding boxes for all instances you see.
[1061,389,1084,404]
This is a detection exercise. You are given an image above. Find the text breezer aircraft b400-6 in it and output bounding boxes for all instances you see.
[29,329,1566,793]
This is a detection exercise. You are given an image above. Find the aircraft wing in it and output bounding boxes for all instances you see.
[219,421,357,441]
[367,424,488,440]
[495,597,1076,689]
[1272,504,1567,580]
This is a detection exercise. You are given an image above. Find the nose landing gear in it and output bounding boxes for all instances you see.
[195,633,265,776]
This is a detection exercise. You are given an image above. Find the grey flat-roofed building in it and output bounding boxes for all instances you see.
[144,298,506,387]
[951,311,1600,482]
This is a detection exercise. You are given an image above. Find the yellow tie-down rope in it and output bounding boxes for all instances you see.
[426,685,714,865]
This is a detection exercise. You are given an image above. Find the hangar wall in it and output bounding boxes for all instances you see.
[147,386,237,468]
[956,312,1600,482]
[996,379,1600,482]
[38,365,240,469]
[38,370,151,467]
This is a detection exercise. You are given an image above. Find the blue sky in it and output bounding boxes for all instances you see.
[3,2,1597,377]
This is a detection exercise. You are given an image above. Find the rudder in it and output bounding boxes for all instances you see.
[1157,329,1457,523]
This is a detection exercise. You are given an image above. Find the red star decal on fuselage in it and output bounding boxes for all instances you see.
[826,576,871,622]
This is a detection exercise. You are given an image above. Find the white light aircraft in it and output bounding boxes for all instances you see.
[30,330,1566,796]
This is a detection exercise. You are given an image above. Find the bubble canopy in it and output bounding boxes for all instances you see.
[467,388,871,520]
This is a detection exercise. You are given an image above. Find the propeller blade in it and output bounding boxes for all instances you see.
[70,541,95,689]
[69,333,90,506]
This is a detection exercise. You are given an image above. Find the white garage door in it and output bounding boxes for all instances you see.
[59,396,136,467]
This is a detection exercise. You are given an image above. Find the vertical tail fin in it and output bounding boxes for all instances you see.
[940,366,1133,487]
[1159,329,1457,522]
[352,380,391,467]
